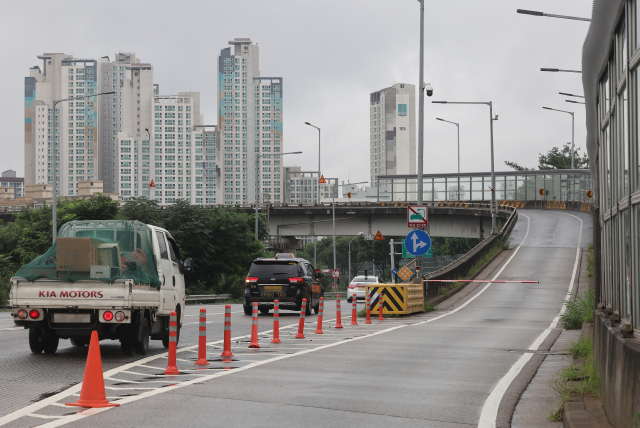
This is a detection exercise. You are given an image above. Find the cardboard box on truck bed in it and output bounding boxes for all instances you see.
[56,237,99,272]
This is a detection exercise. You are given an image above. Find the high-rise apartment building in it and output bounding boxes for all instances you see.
[369,83,416,185]
[218,38,284,205]
[24,52,156,197]
[131,93,216,205]
[100,53,155,193]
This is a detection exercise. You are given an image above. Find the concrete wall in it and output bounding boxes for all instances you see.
[594,312,640,428]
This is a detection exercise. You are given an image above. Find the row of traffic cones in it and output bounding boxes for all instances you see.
[68,294,385,409]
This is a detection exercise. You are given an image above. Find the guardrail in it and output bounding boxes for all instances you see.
[185,294,233,303]
[421,204,519,302]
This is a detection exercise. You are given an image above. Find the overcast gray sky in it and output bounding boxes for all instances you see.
[1,0,592,183]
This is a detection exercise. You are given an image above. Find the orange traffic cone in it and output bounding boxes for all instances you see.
[66,331,119,408]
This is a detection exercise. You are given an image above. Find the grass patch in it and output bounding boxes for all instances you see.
[357,308,367,317]
[549,334,600,422]
[561,289,595,330]
[424,301,436,313]
[586,243,594,278]
[568,334,592,359]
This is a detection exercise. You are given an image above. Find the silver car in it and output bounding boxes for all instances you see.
[346,276,380,302]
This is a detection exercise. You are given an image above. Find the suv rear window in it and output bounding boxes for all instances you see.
[249,262,301,276]
[351,276,378,282]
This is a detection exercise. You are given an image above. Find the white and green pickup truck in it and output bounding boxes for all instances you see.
[9,220,193,355]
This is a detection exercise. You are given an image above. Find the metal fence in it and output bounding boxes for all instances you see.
[377,170,593,203]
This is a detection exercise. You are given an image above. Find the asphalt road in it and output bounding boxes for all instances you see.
[0,209,593,428]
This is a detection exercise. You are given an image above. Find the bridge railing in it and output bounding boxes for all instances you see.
[377,170,593,203]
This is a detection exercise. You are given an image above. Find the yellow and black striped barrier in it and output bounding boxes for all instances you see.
[367,284,424,316]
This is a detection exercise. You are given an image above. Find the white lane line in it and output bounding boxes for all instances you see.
[26,414,65,420]
[0,327,22,332]
[478,212,583,428]
[36,324,408,427]
[412,214,531,327]
[0,317,313,427]
[1,224,541,428]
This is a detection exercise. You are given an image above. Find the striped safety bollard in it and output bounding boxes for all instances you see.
[164,311,180,375]
[271,299,281,344]
[365,291,372,324]
[315,297,324,334]
[195,308,209,365]
[378,293,384,321]
[249,302,260,348]
[295,298,307,339]
[335,294,343,328]
[351,293,358,325]
[221,304,234,360]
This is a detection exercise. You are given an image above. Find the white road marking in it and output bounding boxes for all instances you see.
[36,323,408,427]
[27,414,64,420]
[0,327,22,332]
[478,212,583,428]
[0,213,562,428]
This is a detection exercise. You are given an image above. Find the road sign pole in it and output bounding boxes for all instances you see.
[390,239,395,284]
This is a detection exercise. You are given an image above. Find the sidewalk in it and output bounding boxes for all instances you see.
[512,249,612,428]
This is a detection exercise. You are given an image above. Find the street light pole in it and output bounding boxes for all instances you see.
[517,9,590,22]
[435,118,460,173]
[543,107,575,169]
[541,68,582,73]
[331,181,367,289]
[50,91,115,242]
[255,151,302,241]
[349,232,364,283]
[417,0,425,206]
[432,101,497,233]
[305,122,321,267]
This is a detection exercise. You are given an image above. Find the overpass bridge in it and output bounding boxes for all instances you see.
[239,170,593,252]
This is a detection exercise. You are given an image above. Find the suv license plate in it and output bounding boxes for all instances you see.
[263,286,283,292]
[53,313,91,323]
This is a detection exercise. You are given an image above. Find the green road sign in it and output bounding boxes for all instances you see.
[403,239,432,258]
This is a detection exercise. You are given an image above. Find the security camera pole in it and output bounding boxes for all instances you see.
[417,0,425,207]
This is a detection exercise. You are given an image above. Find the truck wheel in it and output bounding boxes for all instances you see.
[121,341,134,355]
[43,336,59,354]
[133,318,150,355]
[70,338,86,347]
[29,329,43,354]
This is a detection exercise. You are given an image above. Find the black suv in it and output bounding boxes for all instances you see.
[244,258,324,316]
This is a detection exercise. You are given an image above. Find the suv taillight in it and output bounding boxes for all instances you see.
[245,277,258,287]
[289,277,304,284]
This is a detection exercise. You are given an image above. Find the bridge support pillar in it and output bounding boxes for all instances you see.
[273,236,301,255]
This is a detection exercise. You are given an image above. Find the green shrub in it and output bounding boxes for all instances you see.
[561,289,595,330]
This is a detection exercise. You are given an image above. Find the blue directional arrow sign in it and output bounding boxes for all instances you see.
[392,268,398,275]
[405,230,431,257]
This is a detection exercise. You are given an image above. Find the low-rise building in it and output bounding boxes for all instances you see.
[1,170,25,198]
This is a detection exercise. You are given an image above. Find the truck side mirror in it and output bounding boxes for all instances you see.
[183,258,194,273]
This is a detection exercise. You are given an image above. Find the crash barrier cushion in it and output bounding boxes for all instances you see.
[14,220,161,287]
[367,284,425,315]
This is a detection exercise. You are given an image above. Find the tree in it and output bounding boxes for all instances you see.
[503,161,532,171]
[538,143,589,170]
[505,142,589,171]
[120,197,161,225]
